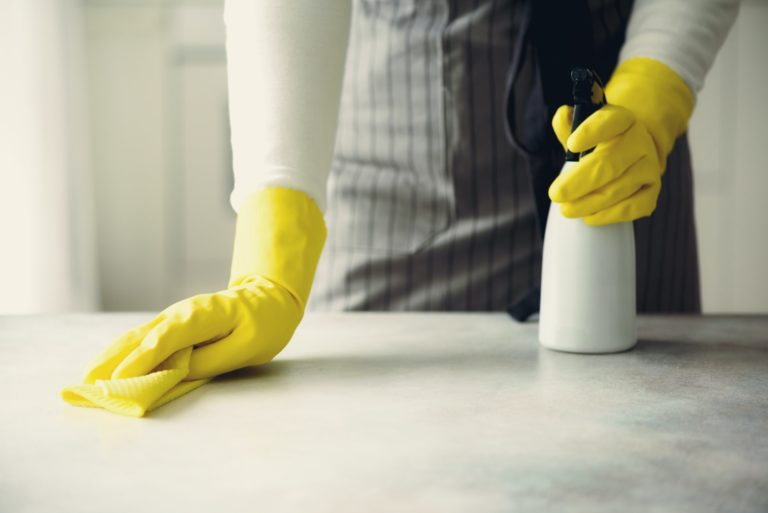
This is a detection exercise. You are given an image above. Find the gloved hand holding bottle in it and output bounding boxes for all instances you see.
[549,57,695,225]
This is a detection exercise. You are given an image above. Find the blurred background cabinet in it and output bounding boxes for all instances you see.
[85,1,233,310]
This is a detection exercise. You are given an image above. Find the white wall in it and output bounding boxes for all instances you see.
[0,0,98,313]
[689,0,768,313]
[83,0,768,313]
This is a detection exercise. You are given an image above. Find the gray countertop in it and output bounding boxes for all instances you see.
[1,313,766,513]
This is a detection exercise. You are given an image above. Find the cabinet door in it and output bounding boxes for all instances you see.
[171,54,235,299]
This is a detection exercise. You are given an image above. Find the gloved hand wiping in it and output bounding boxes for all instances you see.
[61,187,326,417]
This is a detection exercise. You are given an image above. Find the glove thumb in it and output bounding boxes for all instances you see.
[552,105,573,150]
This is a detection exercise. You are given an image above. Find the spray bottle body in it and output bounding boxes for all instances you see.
[539,162,637,353]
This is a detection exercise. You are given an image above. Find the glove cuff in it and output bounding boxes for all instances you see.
[605,57,695,164]
[229,187,327,309]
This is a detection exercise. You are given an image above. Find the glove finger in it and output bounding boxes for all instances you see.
[186,283,303,380]
[187,297,300,380]
[584,181,661,226]
[552,105,573,149]
[112,293,235,379]
[185,328,260,380]
[567,105,635,153]
[549,123,647,203]
[83,315,164,383]
[559,158,657,218]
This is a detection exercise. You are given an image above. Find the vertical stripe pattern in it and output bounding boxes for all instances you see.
[634,135,701,312]
[309,0,700,313]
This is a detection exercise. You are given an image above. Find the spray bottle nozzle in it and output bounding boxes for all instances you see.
[565,68,605,162]
[571,68,602,105]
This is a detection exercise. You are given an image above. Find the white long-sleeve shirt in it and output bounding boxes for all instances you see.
[224,0,350,213]
[224,0,739,213]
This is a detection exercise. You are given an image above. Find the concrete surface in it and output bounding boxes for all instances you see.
[0,313,766,512]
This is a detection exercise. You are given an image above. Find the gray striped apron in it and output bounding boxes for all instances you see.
[309,0,700,313]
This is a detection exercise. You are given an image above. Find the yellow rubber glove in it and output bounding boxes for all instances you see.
[61,187,326,417]
[549,57,694,225]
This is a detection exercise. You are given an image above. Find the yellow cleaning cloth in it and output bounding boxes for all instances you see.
[62,347,210,418]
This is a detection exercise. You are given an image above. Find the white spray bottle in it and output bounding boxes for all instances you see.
[539,68,637,354]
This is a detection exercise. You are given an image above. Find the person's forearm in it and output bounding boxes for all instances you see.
[619,0,740,93]
[224,0,352,212]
